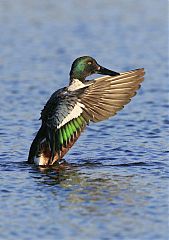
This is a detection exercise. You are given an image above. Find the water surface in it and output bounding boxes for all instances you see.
[0,1,168,240]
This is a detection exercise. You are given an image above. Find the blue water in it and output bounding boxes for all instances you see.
[0,1,168,240]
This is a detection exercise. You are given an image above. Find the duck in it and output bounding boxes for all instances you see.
[28,56,145,166]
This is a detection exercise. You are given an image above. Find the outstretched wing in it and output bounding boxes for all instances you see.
[78,68,145,122]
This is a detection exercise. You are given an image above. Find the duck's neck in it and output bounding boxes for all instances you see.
[69,77,85,85]
[68,78,86,91]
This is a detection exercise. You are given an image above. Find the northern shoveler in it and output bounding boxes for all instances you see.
[28,56,145,166]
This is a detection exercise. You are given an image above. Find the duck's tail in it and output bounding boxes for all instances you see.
[27,125,46,164]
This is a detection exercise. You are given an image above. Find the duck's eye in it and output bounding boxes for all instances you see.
[88,61,92,65]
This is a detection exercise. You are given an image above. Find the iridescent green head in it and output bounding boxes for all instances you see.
[69,56,119,82]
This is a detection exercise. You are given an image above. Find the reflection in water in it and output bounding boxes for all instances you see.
[32,161,137,216]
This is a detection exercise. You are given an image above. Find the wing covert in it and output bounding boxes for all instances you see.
[41,87,84,129]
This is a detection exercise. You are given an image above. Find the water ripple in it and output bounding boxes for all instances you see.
[0,1,168,240]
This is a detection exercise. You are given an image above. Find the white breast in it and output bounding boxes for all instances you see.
[68,79,86,91]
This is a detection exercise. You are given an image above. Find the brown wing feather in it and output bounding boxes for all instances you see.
[39,125,85,165]
[78,68,145,122]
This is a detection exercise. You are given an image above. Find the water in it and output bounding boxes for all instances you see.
[0,1,168,239]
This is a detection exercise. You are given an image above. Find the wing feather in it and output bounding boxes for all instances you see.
[78,68,145,122]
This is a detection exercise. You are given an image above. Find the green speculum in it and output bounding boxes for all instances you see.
[58,116,86,146]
